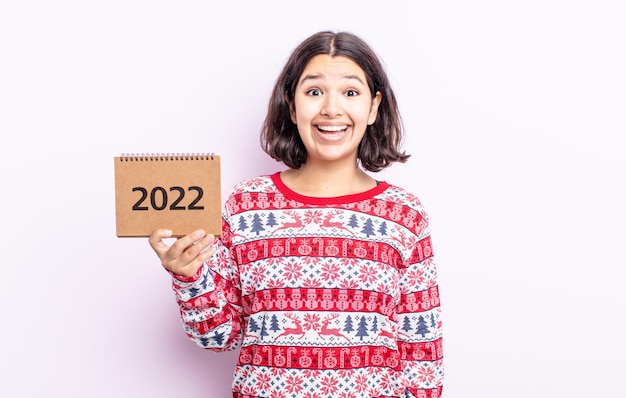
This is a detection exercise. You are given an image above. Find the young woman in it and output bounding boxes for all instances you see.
[149,31,444,398]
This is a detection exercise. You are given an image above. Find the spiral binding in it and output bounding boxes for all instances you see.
[119,153,215,161]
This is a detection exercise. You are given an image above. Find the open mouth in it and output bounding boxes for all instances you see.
[317,125,348,133]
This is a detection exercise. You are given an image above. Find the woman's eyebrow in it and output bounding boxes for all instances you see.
[343,74,365,85]
[299,73,365,85]
[299,73,323,85]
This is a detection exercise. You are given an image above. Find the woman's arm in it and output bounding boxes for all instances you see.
[397,222,444,397]
[149,229,244,351]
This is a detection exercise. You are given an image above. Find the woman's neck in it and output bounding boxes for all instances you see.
[280,162,376,197]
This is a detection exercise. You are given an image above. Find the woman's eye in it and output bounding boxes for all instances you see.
[307,88,322,96]
[345,89,359,97]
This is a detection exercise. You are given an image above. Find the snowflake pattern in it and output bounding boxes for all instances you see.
[172,173,444,397]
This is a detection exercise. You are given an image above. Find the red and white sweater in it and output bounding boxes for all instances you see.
[171,172,444,397]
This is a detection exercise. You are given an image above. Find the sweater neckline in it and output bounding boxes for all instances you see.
[270,171,389,205]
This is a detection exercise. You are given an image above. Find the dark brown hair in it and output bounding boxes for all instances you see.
[260,31,410,172]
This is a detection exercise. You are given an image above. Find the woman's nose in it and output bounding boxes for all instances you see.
[321,93,343,117]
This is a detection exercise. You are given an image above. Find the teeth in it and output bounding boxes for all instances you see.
[318,125,347,132]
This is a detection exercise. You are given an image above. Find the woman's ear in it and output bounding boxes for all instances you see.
[367,91,382,125]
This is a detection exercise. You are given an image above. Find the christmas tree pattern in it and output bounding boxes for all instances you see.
[415,315,431,337]
[171,174,443,397]
[344,315,354,333]
[237,216,248,232]
[361,218,376,237]
[356,316,370,341]
[266,212,278,228]
[250,214,265,236]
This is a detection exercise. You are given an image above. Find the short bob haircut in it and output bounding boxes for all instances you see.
[260,31,410,173]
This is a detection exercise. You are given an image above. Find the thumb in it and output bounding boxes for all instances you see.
[148,229,174,256]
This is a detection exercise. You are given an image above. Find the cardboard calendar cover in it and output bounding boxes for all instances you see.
[114,153,221,237]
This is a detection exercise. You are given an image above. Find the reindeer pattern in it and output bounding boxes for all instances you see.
[175,173,443,398]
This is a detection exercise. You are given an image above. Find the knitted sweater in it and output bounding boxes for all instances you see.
[171,172,444,398]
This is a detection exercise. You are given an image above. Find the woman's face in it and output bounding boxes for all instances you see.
[290,54,381,168]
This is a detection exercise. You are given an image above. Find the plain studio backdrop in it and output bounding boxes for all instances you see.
[0,1,624,397]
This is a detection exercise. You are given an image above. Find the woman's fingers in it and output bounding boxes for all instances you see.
[170,230,209,259]
[148,229,217,276]
[176,242,217,277]
[148,229,174,257]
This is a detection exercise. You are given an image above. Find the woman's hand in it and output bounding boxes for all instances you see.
[148,229,217,277]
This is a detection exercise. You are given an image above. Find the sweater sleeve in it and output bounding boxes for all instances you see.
[170,236,243,351]
[398,213,444,397]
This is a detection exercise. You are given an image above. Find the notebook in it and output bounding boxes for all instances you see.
[114,153,221,237]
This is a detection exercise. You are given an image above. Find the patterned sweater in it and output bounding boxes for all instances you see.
[171,172,444,398]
